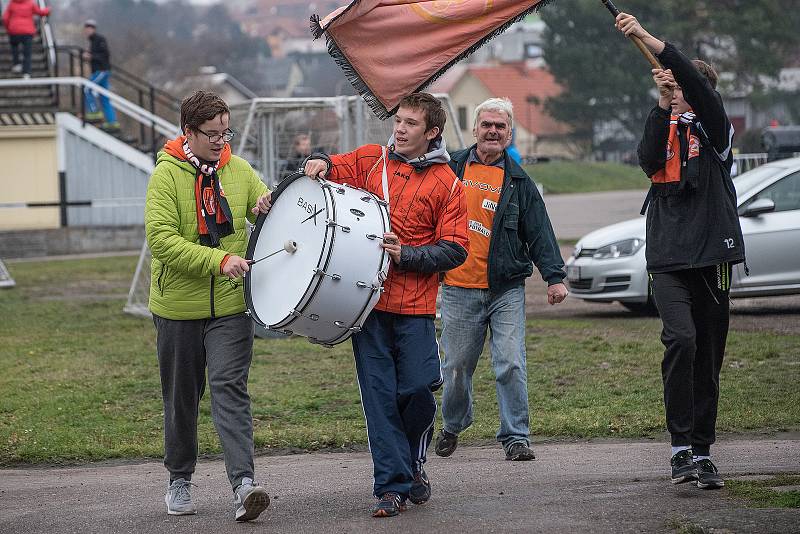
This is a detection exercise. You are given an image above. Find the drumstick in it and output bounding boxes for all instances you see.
[248,240,298,265]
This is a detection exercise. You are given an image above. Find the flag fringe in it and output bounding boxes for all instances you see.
[310,14,324,39]
[325,34,391,119]
[311,0,556,119]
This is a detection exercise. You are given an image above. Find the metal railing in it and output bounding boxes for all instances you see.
[50,46,180,158]
[2,5,181,159]
[36,0,56,69]
[0,77,179,139]
[732,153,769,176]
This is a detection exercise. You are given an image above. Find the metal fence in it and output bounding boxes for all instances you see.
[732,153,769,177]
[230,95,465,188]
[125,95,465,318]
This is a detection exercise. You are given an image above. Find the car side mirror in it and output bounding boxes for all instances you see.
[740,198,776,217]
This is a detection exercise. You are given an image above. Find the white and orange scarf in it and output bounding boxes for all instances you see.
[163,136,234,247]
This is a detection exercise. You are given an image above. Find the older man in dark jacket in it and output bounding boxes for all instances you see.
[435,97,567,462]
[617,12,745,490]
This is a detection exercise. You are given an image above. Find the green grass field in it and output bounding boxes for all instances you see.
[525,161,648,194]
[725,475,800,508]
[1,256,798,466]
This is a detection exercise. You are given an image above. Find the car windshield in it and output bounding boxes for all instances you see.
[734,164,786,199]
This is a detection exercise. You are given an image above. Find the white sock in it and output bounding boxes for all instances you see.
[671,445,691,456]
[693,455,710,462]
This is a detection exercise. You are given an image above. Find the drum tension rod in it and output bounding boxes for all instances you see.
[314,268,341,281]
[326,220,351,233]
[356,281,379,290]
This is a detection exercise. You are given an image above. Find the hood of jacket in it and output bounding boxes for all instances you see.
[387,134,450,171]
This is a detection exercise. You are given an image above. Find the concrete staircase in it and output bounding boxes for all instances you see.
[0,22,57,116]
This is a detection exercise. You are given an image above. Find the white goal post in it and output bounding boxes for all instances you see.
[0,259,15,289]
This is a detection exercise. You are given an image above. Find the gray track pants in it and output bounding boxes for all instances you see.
[153,312,255,490]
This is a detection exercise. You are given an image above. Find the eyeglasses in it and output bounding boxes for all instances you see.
[194,127,235,143]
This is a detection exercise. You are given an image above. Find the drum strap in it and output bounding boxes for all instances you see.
[381,145,390,209]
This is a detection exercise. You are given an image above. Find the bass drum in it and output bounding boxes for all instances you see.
[245,173,390,346]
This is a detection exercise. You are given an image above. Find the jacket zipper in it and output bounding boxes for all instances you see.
[157,265,167,296]
[209,275,216,318]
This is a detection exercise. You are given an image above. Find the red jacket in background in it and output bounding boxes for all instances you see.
[2,0,50,36]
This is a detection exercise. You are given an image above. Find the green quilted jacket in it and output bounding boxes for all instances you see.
[145,150,268,320]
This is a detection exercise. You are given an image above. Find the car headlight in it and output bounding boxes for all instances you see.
[592,238,644,259]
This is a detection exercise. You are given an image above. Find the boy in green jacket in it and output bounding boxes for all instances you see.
[145,90,272,521]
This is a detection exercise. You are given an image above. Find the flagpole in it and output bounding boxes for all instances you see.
[600,0,662,69]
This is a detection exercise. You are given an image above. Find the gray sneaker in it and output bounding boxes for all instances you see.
[234,477,270,522]
[165,478,197,515]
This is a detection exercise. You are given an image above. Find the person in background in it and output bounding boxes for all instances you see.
[2,0,51,79]
[281,132,313,180]
[435,97,567,462]
[506,129,522,164]
[82,19,119,132]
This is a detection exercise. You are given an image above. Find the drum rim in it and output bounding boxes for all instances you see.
[320,193,390,344]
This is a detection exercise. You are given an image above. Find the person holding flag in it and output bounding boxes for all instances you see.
[616,12,745,490]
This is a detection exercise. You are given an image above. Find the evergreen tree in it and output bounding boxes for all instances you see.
[541,0,800,151]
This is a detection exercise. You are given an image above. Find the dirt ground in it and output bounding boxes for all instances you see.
[524,246,800,335]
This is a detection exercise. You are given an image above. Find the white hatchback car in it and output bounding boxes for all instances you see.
[566,157,800,313]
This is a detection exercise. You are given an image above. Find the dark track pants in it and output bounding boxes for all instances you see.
[153,312,255,489]
[351,310,442,498]
[651,265,731,456]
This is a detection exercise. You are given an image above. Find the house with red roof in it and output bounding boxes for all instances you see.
[429,62,577,159]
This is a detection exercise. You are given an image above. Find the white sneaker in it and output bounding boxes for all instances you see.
[10,64,22,73]
[165,478,197,515]
[22,74,31,80]
[233,477,269,522]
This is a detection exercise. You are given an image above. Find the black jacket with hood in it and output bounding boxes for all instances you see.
[448,146,565,294]
[638,42,745,273]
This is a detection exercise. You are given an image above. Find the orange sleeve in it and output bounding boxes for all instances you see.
[435,172,469,252]
[326,145,382,190]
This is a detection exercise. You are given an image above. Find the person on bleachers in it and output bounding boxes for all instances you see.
[82,19,119,132]
[2,0,51,79]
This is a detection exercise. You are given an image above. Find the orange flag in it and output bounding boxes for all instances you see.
[312,0,553,119]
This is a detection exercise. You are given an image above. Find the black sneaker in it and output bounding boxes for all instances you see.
[670,449,698,484]
[371,492,407,518]
[505,442,536,461]
[409,468,431,505]
[695,459,725,489]
[435,430,458,457]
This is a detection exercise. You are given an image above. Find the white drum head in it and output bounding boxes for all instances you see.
[245,175,330,328]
